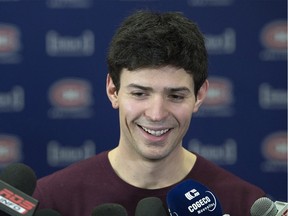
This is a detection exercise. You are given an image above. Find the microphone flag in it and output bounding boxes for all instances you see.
[0,180,38,216]
[166,179,222,216]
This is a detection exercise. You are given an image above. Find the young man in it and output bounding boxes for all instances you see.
[33,10,266,216]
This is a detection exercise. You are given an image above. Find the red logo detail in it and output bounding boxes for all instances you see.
[261,20,287,50]
[0,24,20,53]
[0,188,36,213]
[262,132,287,161]
[204,77,233,106]
[0,135,21,163]
[49,78,92,108]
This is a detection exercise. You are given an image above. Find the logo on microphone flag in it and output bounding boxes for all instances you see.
[0,180,38,216]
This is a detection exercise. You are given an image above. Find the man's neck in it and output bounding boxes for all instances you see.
[108,147,197,189]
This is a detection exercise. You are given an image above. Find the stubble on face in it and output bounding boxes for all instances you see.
[115,66,197,162]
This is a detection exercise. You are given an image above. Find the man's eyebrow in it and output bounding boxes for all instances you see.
[167,87,191,93]
[127,84,192,93]
[126,83,152,91]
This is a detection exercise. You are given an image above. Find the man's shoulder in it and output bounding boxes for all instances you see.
[191,153,266,215]
[192,153,265,193]
[37,151,108,185]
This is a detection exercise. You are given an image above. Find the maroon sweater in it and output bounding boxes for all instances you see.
[33,151,265,216]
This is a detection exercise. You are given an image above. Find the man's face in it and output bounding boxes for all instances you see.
[107,66,207,161]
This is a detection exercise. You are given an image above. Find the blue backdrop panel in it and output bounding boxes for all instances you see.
[0,0,287,202]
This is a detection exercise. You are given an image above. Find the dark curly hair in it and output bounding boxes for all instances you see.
[107,10,208,95]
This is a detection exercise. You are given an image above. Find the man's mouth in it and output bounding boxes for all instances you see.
[140,126,170,137]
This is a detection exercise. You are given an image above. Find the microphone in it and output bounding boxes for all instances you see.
[91,203,127,216]
[250,197,288,216]
[0,163,37,196]
[166,179,223,216]
[34,209,62,216]
[135,197,167,216]
[0,163,39,216]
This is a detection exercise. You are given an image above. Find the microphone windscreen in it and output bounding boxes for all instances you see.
[135,197,167,216]
[34,209,62,216]
[0,163,37,195]
[92,203,127,216]
[167,179,222,216]
[250,197,278,216]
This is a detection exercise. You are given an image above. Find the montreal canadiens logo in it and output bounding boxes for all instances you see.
[204,77,233,106]
[0,134,21,163]
[0,24,20,53]
[262,132,287,161]
[49,78,92,108]
[261,20,287,50]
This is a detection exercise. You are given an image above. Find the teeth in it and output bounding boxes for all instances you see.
[141,126,169,137]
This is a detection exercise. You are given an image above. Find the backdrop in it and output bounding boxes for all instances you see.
[0,0,287,202]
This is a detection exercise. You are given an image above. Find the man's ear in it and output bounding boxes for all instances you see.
[193,79,209,113]
[106,74,119,109]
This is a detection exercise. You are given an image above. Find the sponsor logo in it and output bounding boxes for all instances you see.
[259,83,287,109]
[0,134,22,166]
[261,131,287,172]
[0,188,36,214]
[259,20,287,61]
[196,76,234,117]
[205,28,236,54]
[48,78,93,118]
[46,0,93,8]
[188,139,237,165]
[0,23,22,63]
[185,189,200,200]
[47,140,96,166]
[187,191,217,214]
[0,86,25,112]
[46,30,94,56]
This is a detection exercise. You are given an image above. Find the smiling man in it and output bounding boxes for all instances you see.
[107,66,208,189]
[33,10,266,216]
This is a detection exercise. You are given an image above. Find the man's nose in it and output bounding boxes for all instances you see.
[144,96,169,121]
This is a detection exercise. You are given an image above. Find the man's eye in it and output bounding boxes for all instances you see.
[169,94,184,101]
[131,92,147,97]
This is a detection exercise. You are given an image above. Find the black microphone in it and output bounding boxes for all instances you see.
[34,209,62,216]
[250,197,288,216]
[0,163,39,216]
[0,163,37,196]
[91,203,127,216]
[135,197,167,216]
